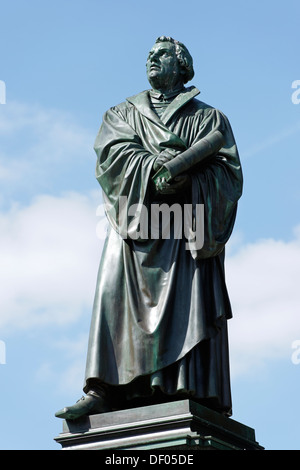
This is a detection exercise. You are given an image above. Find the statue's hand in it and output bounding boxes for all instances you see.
[155,174,191,195]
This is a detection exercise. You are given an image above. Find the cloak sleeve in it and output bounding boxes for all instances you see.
[189,108,243,259]
[94,106,156,238]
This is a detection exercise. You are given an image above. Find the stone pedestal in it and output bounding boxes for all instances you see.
[54,399,263,451]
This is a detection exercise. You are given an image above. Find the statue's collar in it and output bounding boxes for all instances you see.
[127,86,200,125]
[149,85,185,101]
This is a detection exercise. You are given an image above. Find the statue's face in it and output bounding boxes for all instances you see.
[146,41,182,90]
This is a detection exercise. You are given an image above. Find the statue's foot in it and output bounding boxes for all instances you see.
[55,393,112,420]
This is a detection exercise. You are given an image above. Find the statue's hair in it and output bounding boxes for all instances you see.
[155,36,194,84]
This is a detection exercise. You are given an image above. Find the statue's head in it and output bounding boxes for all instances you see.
[146,36,194,92]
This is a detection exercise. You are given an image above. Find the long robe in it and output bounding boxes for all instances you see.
[84,86,243,414]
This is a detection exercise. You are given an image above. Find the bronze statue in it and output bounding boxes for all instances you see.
[55,36,243,420]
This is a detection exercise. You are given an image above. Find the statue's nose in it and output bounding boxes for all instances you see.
[150,51,160,63]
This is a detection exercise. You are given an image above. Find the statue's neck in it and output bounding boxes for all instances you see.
[148,75,184,96]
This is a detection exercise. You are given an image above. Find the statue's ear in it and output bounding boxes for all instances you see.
[179,67,188,84]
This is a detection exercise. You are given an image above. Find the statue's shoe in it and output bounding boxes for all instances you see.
[55,394,112,420]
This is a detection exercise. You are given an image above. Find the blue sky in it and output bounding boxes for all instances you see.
[0,0,299,450]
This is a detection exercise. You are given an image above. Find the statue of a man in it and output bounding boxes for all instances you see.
[56,36,242,420]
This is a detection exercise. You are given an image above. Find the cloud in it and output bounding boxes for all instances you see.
[0,191,105,332]
[0,99,106,331]
[0,100,96,201]
[0,99,105,396]
[226,226,300,377]
[35,333,89,396]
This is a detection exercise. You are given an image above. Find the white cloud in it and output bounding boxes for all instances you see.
[35,334,89,396]
[0,191,105,332]
[0,100,106,332]
[226,227,300,377]
[0,100,95,197]
[0,100,106,397]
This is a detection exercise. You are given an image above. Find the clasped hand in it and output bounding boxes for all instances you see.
[155,174,190,194]
[153,150,190,195]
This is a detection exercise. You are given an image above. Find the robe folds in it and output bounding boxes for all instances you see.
[84,86,243,413]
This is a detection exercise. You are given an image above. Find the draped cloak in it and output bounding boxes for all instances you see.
[84,86,243,413]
